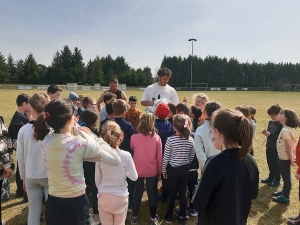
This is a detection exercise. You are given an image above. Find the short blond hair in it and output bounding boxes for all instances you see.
[137,112,157,137]
[193,93,209,104]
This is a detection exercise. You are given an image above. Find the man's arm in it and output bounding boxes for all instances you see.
[141,101,153,107]
[121,91,128,101]
[96,92,105,111]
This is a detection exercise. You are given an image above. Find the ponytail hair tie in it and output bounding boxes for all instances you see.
[183,118,188,128]
[79,122,87,126]
[45,112,50,118]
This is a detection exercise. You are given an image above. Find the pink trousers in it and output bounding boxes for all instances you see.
[98,193,128,225]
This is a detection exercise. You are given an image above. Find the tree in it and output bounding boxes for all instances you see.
[23,53,39,83]
[15,59,24,83]
[0,52,8,81]
[72,47,86,83]
[7,54,16,81]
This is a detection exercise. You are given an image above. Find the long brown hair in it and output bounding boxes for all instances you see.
[29,93,49,114]
[212,109,253,159]
[34,99,74,140]
[137,112,157,137]
[173,114,192,139]
[282,108,300,128]
[100,121,123,149]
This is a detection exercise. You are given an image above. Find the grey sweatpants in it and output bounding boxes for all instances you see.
[25,177,49,225]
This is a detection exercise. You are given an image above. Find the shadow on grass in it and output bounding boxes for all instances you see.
[257,203,288,225]
[6,205,28,225]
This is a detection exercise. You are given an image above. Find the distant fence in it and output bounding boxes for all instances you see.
[176,86,272,91]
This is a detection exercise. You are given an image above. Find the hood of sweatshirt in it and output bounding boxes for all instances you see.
[155,119,175,150]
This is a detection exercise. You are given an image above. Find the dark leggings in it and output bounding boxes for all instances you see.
[86,180,98,214]
[187,171,198,209]
[16,162,25,196]
[166,164,189,218]
[280,160,291,198]
[132,176,158,219]
[127,178,136,206]
[266,148,281,181]
[161,173,169,199]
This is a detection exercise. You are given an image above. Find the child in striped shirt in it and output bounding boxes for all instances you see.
[162,114,195,225]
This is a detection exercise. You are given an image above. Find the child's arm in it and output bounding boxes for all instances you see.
[16,129,25,180]
[284,138,295,165]
[127,154,138,181]
[189,139,196,163]
[156,136,163,176]
[162,138,171,177]
[194,132,206,170]
[79,131,121,165]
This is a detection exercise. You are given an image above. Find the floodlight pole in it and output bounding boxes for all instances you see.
[188,38,197,89]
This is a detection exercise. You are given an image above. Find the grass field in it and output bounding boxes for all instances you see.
[1,89,300,225]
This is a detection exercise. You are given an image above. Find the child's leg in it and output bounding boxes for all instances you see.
[279,160,291,198]
[113,195,128,225]
[98,194,115,225]
[132,177,145,217]
[267,148,281,181]
[127,178,135,208]
[178,165,189,218]
[25,178,46,225]
[146,176,158,219]
[166,166,179,218]
[161,173,169,199]
[92,183,99,215]
[187,171,198,209]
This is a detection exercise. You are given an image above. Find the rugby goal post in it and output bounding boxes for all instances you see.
[283,84,300,92]
[185,83,208,91]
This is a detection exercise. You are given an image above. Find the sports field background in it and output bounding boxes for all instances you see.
[1,89,300,225]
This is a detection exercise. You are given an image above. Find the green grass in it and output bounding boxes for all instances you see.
[1,89,300,225]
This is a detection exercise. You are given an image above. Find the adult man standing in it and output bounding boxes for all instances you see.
[96,78,127,111]
[141,67,179,107]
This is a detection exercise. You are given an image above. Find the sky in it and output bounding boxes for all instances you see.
[1,0,300,75]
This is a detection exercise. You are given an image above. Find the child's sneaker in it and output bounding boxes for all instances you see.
[273,190,283,197]
[287,218,300,225]
[272,195,290,204]
[267,180,280,187]
[174,206,189,219]
[187,207,198,217]
[164,214,173,224]
[261,177,273,183]
[150,215,159,225]
[130,215,138,225]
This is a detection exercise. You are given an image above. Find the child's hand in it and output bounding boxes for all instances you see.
[163,173,168,179]
[261,129,267,134]
[183,97,187,103]
[78,126,91,135]
[296,173,300,180]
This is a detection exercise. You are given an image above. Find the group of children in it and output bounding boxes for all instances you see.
[5,83,300,225]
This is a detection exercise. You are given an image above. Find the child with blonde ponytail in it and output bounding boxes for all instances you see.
[96,121,138,225]
[162,114,195,225]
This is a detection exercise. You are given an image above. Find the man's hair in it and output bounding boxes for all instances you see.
[47,84,62,94]
[267,104,282,116]
[129,96,137,102]
[176,102,189,115]
[157,67,172,77]
[78,95,84,101]
[104,92,116,103]
[16,93,30,106]
[109,78,119,84]
[168,103,176,114]
[105,100,115,115]
[112,99,128,116]
[80,110,98,128]
[82,97,96,109]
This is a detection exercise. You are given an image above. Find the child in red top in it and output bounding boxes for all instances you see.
[130,112,162,225]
